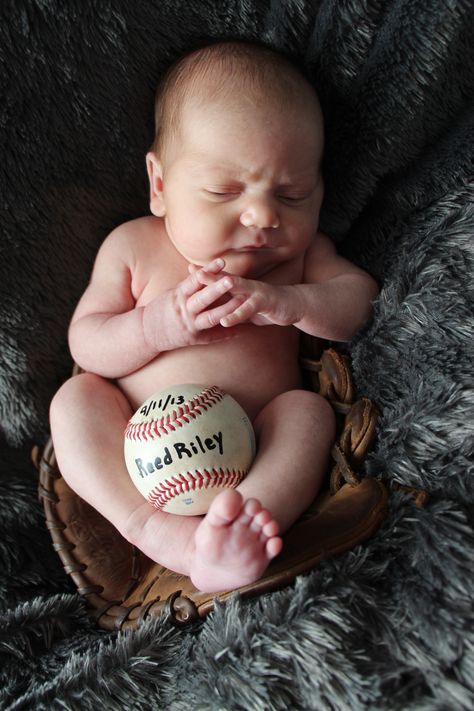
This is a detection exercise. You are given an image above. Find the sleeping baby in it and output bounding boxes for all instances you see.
[50,40,379,592]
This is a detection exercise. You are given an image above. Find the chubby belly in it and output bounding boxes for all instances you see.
[118,325,302,420]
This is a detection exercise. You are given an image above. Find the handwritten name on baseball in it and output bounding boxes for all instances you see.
[134,430,224,478]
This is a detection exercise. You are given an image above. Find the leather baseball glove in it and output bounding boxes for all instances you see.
[35,346,388,630]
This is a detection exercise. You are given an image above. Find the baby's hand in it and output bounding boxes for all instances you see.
[192,271,303,328]
[142,259,245,352]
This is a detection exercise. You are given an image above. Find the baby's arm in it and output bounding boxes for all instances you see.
[288,232,380,341]
[193,233,379,342]
[69,228,240,377]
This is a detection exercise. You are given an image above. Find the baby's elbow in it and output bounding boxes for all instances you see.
[350,282,379,340]
[366,274,380,303]
[68,320,96,371]
[339,278,379,342]
[68,324,81,364]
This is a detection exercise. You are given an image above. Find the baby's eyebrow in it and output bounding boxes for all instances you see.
[186,161,241,179]
[185,157,320,185]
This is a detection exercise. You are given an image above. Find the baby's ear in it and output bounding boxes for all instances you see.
[146,152,166,216]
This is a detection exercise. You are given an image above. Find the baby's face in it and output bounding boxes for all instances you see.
[150,100,324,278]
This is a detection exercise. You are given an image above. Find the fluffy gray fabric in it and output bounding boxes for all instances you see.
[1,1,473,709]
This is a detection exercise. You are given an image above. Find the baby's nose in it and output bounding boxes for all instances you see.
[240,198,279,229]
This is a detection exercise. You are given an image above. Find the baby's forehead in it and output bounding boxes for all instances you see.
[187,69,319,114]
[168,94,324,184]
[179,126,323,185]
[179,87,323,144]
[187,160,320,186]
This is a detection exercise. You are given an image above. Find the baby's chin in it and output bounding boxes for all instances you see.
[187,250,280,278]
[219,251,277,278]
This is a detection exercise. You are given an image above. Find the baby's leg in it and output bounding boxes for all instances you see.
[240,390,336,529]
[50,373,202,575]
[190,390,335,591]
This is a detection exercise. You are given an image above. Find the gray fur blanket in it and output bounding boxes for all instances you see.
[1,1,473,709]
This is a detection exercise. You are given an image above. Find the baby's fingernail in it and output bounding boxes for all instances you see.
[211,258,225,269]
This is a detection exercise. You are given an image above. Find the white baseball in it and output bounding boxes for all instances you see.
[124,384,256,515]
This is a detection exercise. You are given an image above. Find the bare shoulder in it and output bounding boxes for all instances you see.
[71,217,167,322]
[99,216,164,262]
[303,231,371,283]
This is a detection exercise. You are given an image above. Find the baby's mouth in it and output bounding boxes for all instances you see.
[235,244,272,252]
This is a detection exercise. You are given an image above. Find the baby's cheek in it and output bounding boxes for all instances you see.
[293,222,316,251]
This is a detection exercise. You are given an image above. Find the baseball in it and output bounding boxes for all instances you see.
[124,384,256,515]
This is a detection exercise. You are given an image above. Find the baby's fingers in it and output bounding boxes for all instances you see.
[220,298,259,327]
[182,259,226,297]
[188,258,225,276]
[194,297,244,330]
[187,276,234,315]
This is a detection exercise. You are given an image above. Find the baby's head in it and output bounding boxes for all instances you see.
[150,40,324,160]
[147,41,325,276]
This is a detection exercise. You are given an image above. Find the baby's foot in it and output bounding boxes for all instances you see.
[190,489,282,592]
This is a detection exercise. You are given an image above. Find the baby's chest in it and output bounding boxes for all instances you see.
[132,254,188,307]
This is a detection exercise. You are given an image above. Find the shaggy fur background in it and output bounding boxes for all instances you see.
[1,1,473,709]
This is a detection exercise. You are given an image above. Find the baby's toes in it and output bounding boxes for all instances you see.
[249,507,278,535]
[261,518,279,540]
[206,489,243,527]
[234,498,281,559]
[265,536,283,559]
[250,508,272,536]
[242,498,263,521]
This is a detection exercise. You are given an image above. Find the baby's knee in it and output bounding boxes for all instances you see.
[50,372,107,427]
[290,389,337,442]
[296,390,336,431]
[257,389,336,442]
[281,388,334,414]
[312,391,337,441]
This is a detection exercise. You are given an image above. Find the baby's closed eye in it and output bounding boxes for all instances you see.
[202,187,242,201]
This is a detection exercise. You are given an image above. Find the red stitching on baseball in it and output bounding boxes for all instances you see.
[124,386,224,441]
[146,468,246,510]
